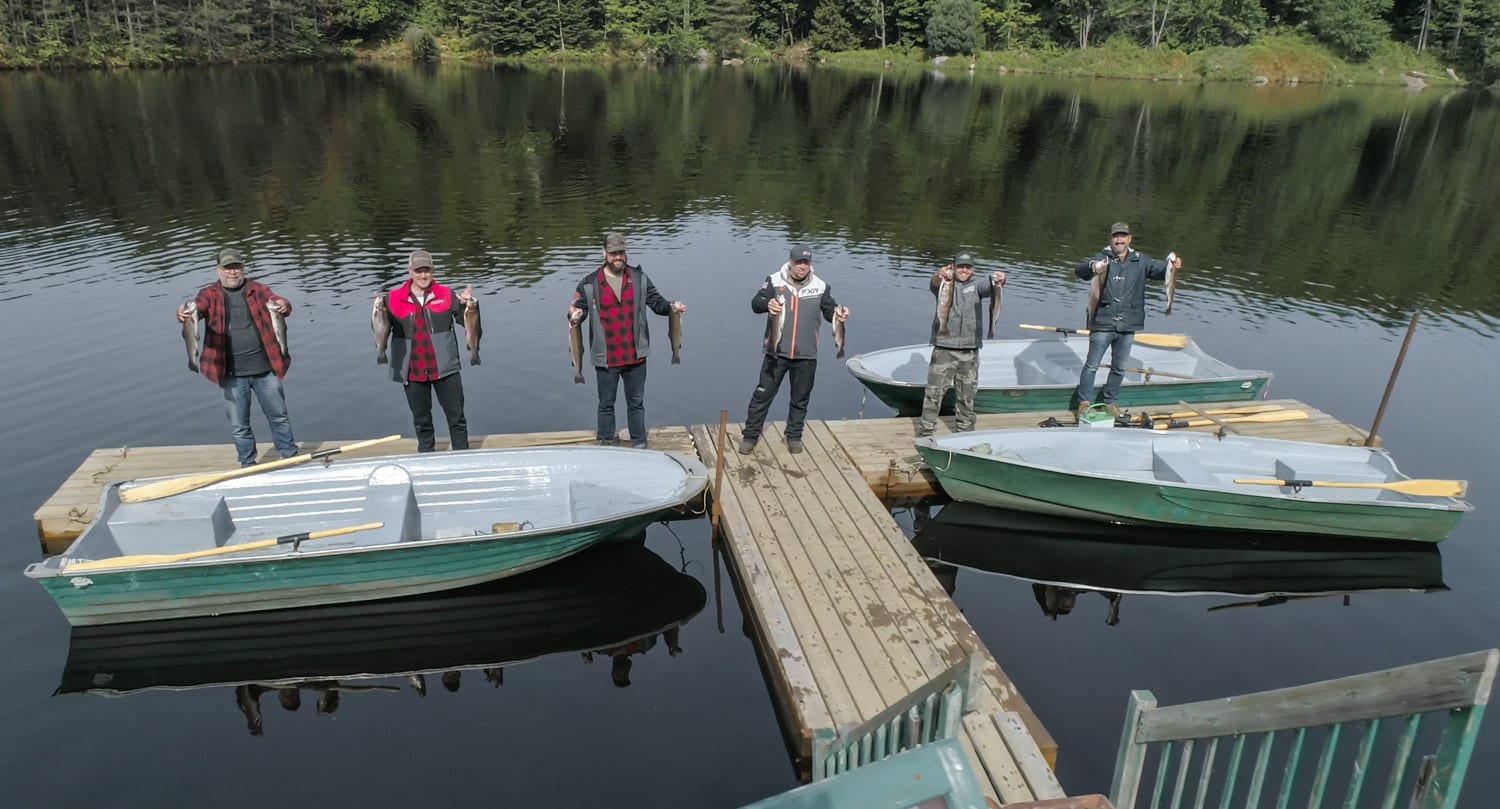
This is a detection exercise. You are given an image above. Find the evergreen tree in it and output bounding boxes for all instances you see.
[807,0,858,49]
[927,0,977,51]
[705,0,755,55]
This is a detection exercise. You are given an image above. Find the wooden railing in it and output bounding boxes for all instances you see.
[1109,649,1498,809]
[809,652,984,781]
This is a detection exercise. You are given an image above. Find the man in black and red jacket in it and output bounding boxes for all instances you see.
[176,247,298,467]
[383,249,477,452]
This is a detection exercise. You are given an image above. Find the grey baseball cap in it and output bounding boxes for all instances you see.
[953,252,975,267]
[408,250,435,270]
[604,233,627,252]
[1110,221,1131,235]
[216,248,245,267]
[789,244,812,262]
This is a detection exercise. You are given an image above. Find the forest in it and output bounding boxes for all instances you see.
[0,0,1496,82]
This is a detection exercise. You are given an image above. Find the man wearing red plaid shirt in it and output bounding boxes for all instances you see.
[384,250,477,452]
[176,247,298,467]
[568,233,686,448]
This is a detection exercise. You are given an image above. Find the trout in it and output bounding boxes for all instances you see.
[266,300,289,359]
[767,287,787,352]
[569,318,586,384]
[668,308,682,365]
[1086,256,1107,327]
[1164,251,1177,315]
[463,297,482,366]
[935,269,954,336]
[371,295,391,364]
[987,277,1003,339]
[180,300,200,373]
[833,310,847,358]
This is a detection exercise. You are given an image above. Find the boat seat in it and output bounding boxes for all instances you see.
[1275,460,1387,484]
[1015,357,1074,386]
[354,464,421,545]
[1152,449,1217,485]
[106,493,235,555]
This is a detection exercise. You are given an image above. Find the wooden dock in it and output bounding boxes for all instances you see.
[32,396,1367,804]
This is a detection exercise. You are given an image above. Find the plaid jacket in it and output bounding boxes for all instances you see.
[192,280,291,385]
[385,280,465,383]
[571,264,673,369]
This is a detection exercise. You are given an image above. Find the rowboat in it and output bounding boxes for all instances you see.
[844,336,1271,415]
[26,446,710,625]
[913,430,1471,542]
[57,540,706,697]
[913,503,1445,598]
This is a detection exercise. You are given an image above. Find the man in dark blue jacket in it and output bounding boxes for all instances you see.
[1074,222,1183,420]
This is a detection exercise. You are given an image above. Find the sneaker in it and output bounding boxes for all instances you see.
[1106,404,1122,418]
[787,439,805,454]
[737,438,757,455]
[596,439,614,446]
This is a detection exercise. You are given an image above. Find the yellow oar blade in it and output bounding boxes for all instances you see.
[1233,478,1467,498]
[1154,410,1308,429]
[1148,404,1285,419]
[1016,324,1188,349]
[118,435,402,504]
[63,522,385,572]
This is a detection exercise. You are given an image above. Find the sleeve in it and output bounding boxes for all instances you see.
[1144,256,1170,281]
[977,274,996,299]
[820,286,839,323]
[263,284,292,315]
[641,270,672,316]
[929,269,946,294]
[192,285,213,315]
[750,276,776,314]
[1075,251,1108,281]
[570,277,590,316]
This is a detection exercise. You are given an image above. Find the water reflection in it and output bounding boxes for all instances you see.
[912,502,1445,623]
[57,539,707,736]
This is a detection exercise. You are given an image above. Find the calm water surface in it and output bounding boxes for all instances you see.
[1,64,1497,807]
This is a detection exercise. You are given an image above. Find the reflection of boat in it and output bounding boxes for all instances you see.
[845,337,1270,415]
[914,429,1471,542]
[911,503,1446,598]
[58,540,707,695]
[27,446,709,625]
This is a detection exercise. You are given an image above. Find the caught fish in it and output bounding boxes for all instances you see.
[180,300,200,373]
[483,667,505,687]
[371,295,391,365]
[235,684,265,737]
[767,287,787,352]
[668,308,683,365]
[569,318,586,384]
[833,310,846,358]
[936,270,954,336]
[463,296,482,366]
[1086,257,1107,327]
[1164,251,1177,315]
[987,277,1003,339]
[266,300,289,359]
[408,673,427,697]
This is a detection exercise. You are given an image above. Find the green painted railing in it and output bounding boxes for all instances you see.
[1110,649,1498,809]
[742,737,990,809]
[809,652,984,781]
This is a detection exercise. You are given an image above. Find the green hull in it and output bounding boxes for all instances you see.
[41,520,647,626]
[865,376,1268,416]
[914,446,1463,543]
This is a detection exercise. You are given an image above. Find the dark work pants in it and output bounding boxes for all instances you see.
[596,361,648,446]
[743,354,817,442]
[405,373,468,452]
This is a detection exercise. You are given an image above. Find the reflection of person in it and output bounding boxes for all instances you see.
[483,668,504,687]
[738,245,849,455]
[235,684,267,736]
[441,671,462,692]
[177,248,297,467]
[584,628,684,688]
[385,250,476,452]
[278,687,301,711]
[568,233,685,448]
[1074,222,1182,420]
[918,252,1006,437]
[1032,584,1122,625]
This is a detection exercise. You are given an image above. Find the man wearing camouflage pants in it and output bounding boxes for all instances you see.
[917,252,1006,436]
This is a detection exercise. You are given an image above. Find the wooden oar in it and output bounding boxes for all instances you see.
[62,522,385,572]
[1232,478,1468,498]
[1152,410,1308,430]
[119,435,402,504]
[1018,324,1189,350]
[1103,364,1195,380]
[1146,403,1285,419]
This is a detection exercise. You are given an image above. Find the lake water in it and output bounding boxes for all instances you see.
[1,63,1496,807]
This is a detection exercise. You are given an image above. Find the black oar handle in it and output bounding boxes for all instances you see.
[1277,479,1314,488]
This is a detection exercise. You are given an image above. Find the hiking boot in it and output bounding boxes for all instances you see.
[1075,400,1091,423]
[1106,404,1122,419]
[787,439,805,454]
[737,438,757,455]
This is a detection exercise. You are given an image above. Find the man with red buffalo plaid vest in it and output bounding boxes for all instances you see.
[568,233,686,448]
[175,247,298,467]
[384,250,476,452]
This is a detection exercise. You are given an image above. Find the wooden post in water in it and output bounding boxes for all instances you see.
[711,410,728,633]
[1366,311,1421,447]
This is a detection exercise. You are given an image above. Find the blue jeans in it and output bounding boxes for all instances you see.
[220,372,297,466]
[596,361,648,447]
[1077,330,1135,405]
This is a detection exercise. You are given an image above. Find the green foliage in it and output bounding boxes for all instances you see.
[1170,0,1268,49]
[808,0,861,50]
[705,0,757,55]
[979,0,1043,48]
[404,24,442,59]
[1308,0,1394,60]
[927,0,980,51]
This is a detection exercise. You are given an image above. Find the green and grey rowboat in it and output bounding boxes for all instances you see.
[26,446,709,626]
[913,430,1471,543]
[845,336,1271,415]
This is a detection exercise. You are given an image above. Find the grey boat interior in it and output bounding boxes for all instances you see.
[31,447,708,573]
[924,429,1468,508]
[849,337,1262,388]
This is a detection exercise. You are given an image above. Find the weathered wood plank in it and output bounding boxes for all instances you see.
[994,710,1067,800]
[1001,796,1116,809]
[963,711,1037,805]
[1138,650,1499,743]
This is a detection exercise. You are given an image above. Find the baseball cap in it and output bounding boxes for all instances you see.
[789,245,812,262]
[953,252,975,267]
[216,248,245,267]
[604,233,627,252]
[408,250,435,270]
[1110,222,1131,235]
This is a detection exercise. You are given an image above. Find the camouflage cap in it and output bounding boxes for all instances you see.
[216,248,245,267]
[408,250,435,270]
[1110,222,1131,235]
[604,233,627,252]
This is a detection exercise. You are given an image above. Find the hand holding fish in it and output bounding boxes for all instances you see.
[270,298,290,316]
[1170,254,1184,270]
[767,297,784,316]
[568,306,586,325]
[1090,259,1108,275]
[834,306,850,322]
[457,284,476,309]
[941,265,955,281]
[670,301,686,314]
[992,271,1007,286]
[176,302,195,323]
